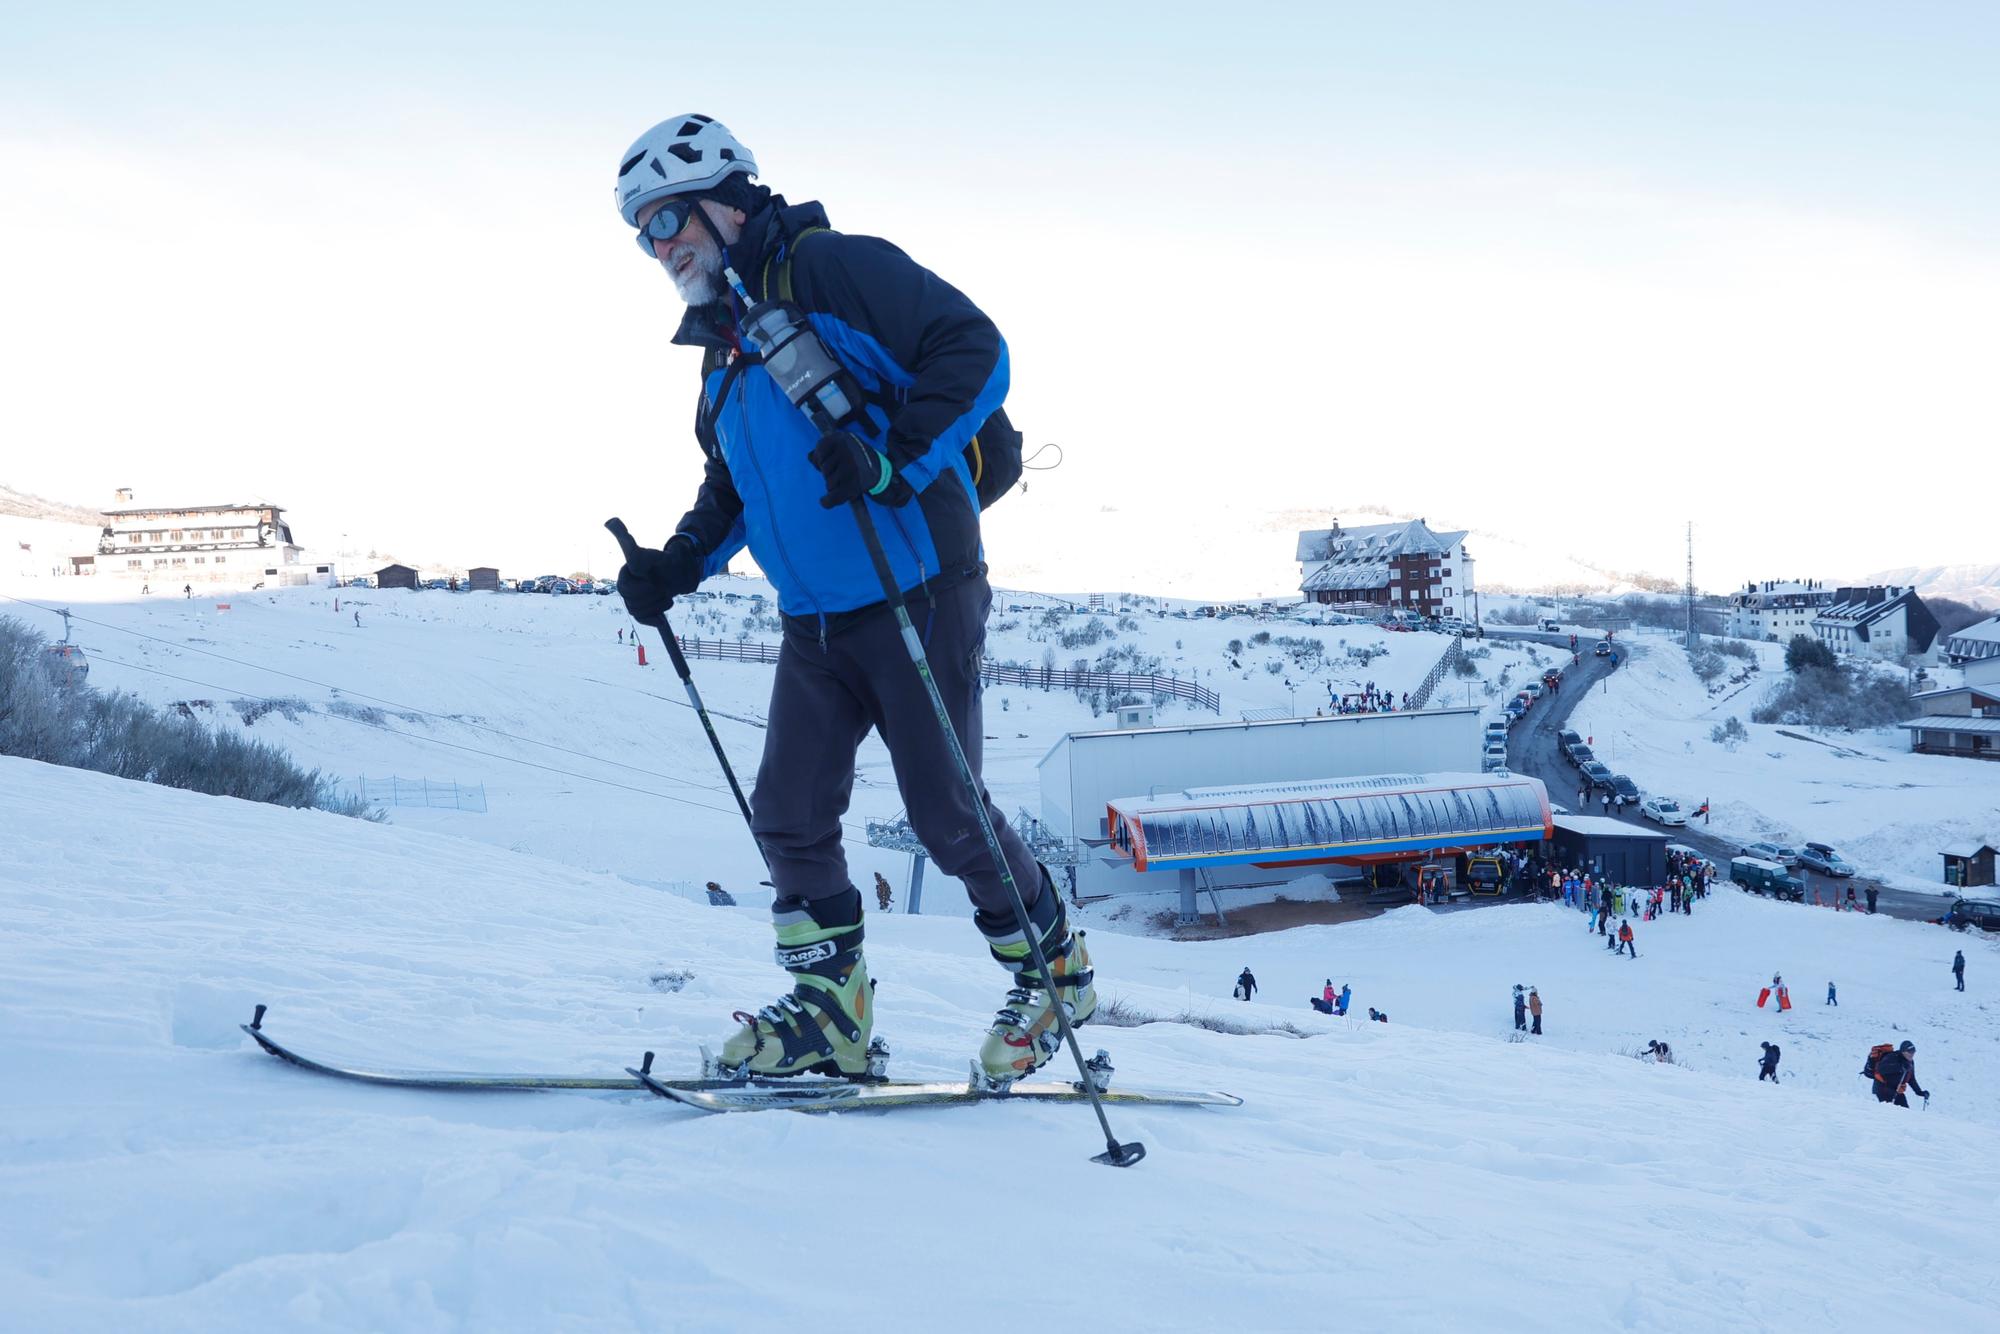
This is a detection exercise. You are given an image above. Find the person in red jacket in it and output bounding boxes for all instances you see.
[1617,919,1637,958]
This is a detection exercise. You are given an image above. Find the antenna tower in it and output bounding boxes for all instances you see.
[1683,522,1696,648]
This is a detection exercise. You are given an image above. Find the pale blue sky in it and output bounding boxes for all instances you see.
[4,3,1995,589]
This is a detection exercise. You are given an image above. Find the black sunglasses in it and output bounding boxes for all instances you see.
[635,197,704,255]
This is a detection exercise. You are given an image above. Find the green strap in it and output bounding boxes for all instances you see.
[760,225,833,303]
[867,451,895,496]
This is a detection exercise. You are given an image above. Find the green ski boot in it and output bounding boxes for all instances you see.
[712,891,875,1080]
[976,880,1097,1086]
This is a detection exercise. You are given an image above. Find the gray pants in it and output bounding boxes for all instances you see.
[750,576,1042,921]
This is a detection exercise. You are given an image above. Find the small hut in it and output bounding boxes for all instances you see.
[1943,844,1997,890]
[467,566,501,592]
[374,563,418,591]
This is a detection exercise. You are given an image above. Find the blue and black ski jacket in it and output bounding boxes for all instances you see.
[668,197,1008,635]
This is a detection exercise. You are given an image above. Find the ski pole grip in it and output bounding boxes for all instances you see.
[605,516,643,564]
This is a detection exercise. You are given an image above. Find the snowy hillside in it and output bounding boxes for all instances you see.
[5,755,1998,1332]
[0,573,1552,915]
[1861,562,2000,609]
[1564,631,1999,893]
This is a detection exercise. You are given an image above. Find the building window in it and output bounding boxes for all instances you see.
[154,558,168,566]
[194,557,205,565]
[170,530,183,541]
[128,533,142,544]
[215,556,226,564]
[171,557,185,566]
[127,559,142,569]
[1443,587,1453,597]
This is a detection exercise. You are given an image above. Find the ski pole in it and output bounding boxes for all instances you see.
[604,517,763,863]
[843,497,1143,1168]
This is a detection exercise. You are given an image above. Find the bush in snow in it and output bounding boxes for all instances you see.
[1687,644,1726,684]
[1710,716,1748,747]
[1451,654,1479,678]
[1751,661,1916,730]
[1784,634,1839,674]
[0,616,374,818]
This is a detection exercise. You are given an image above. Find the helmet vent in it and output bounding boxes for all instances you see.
[666,142,703,164]
[719,148,736,161]
[618,152,648,178]
[677,118,710,135]
[647,156,668,179]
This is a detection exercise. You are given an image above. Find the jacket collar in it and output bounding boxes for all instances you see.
[670,194,832,352]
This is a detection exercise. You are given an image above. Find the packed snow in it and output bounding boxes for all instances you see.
[5,755,1998,1332]
[5,539,2000,1331]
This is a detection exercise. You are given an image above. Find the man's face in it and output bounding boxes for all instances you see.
[636,197,740,306]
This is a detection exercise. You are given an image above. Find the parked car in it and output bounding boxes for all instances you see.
[1581,761,1616,791]
[1565,744,1595,769]
[1541,669,1564,688]
[1594,641,1612,657]
[1741,841,1801,868]
[1640,797,1687,826]
[1520,682,1544,702]
[1503,700,1527,723]
[1539,619,1561,632]
[1609,774,1640,804]
[1796,841,1856,877]
[1731,856,1806,902]
[1555,729,1581,751]
[1945,897,2000,932]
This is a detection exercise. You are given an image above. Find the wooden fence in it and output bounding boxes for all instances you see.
[672,636,1220,713]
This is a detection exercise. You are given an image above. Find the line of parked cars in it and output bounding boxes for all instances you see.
[1554,728,1643,805]
[517,576,617,595]
[1738,840,1856,877]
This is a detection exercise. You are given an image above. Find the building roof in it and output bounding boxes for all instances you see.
[1898,714,2000,735]
[1552,814,1670,839]
[1944,614,2000,660]
[1037,707,1477,770]
[1942,843,1997,860]
[1296,518,1468,566]
[1104,770,1550,872]
[1815,586,1940,653]
[101,503,283,518]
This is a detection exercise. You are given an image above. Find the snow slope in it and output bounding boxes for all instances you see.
[5,756,1998,1332]
[0,575,1545,915]
[1564,631,2000,892]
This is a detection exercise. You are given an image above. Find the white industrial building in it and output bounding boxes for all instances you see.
[1037,707,1484,900]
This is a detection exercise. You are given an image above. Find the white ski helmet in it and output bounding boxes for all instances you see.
[615,114,757,225]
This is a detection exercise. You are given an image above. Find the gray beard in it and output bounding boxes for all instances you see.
[670,245,725,306]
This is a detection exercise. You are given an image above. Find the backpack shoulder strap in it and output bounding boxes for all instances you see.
[760,225,833,304]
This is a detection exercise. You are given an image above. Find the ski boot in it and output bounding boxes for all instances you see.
[975,876,1096,1087]
[712,890,874,1080]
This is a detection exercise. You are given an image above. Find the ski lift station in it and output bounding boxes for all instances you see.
[1036,709,1552,918]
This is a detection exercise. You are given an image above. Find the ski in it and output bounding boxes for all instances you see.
[629,1058,1242,1115]
[242,1005,715,1093]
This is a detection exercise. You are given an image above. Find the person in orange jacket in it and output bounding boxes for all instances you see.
[1527,986,1543,1034]
[1617,920,1637,958]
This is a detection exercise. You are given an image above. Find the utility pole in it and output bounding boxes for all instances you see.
[1684,521,1697,649]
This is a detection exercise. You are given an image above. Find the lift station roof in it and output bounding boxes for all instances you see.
[1106,771,1552,873]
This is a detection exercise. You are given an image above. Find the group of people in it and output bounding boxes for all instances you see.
[1511,983,1544,1034]
[1327,681,1411,716]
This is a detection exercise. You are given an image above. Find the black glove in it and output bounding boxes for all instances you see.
[617,536,703,622]
[808,429,913,509]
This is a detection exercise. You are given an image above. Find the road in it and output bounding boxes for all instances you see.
[1501,635,1948,924]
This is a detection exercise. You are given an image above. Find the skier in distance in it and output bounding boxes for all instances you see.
[609,116,1086,1084]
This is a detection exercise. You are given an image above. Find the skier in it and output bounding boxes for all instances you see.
[1826,980,1837,1006]
[1757,1041,1781,1083]
[353,610,361,628]
[1513,984,1527,1032]
[1953,949,1966,992]
[1236,967,1258,1002]
[608,115,1081,1084]
[874,871,893,913]
[1867,1040,1928,1108]
[1528,986,1543,1035]
[1617,919,1637,958]
[1337,982,1351,1016]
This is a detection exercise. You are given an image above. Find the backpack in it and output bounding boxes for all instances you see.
[1862,1043,1893,1080]
[764,227,1024,510]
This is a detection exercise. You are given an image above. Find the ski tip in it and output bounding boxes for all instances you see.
[1093,1140,1147,1168]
